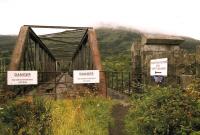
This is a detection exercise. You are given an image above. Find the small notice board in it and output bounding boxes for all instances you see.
[73,70,100,84]
[150,58,168,76]
[7,71,38,85]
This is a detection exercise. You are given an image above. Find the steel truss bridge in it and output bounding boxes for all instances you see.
[2,25,107,97]
[0,25,138,101]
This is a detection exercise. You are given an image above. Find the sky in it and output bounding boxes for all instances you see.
[0,0,200,40]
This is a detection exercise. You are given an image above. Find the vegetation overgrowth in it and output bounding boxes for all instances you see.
[96,28,141,71]
[0,97,52,135]
[125,86,200,135]
[0,96,114,135]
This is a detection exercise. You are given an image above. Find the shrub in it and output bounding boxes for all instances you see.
[125,86,200,135]
[0,97,52,135]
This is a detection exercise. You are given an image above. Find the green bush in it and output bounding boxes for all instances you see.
[0,97,52,135]
[125,86,200,135]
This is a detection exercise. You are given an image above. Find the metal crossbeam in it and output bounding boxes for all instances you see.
[24,25,92,30]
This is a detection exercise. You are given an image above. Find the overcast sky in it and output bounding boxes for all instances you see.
[0,0,200,39]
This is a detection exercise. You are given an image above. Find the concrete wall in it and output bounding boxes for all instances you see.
[131,34,197,87]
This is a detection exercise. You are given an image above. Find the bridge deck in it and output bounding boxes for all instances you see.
[32,73,96,99]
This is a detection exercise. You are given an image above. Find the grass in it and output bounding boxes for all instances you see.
[51,96,114,135]
[0,96,114,135]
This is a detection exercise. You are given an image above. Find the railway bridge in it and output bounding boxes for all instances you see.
[1,25,110,98]
[0,24,134,101]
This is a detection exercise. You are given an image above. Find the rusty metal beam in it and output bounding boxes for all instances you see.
[9,26,29,70]
[24,25,92,30]
[88,29,107,97]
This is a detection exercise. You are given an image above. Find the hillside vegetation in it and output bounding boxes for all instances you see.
[125,86,200,135]
[0,35,17,58]
[0,27,200,71]
[96,28,141,71]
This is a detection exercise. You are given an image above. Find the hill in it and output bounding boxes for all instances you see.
[96,28,141,71]
[96,28,200,71]
[0,35,17,58]
[180,36,200,51]
[0,28,200,71]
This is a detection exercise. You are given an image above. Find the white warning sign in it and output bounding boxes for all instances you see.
[73,70,99,84]
[7,71,38,85]
[150,58,168,76]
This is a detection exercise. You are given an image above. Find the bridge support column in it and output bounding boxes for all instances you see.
[88,29,107,97]
[9,26,29,70]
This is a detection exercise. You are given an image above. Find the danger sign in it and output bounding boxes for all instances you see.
[150,58,168,76]
[7,71,38,85]
[73,70,99,84]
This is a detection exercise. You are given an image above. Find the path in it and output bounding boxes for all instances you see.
[28,72,95,98]
[109,103,130,135]
[108,88,130,135]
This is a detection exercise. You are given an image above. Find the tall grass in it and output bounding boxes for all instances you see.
[0,96,113,135]
[51,97,113,135]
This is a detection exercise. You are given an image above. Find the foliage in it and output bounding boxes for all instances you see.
[125,86,200,135]
[187,78,200,93]
[102,54,132,71]
[0,96,113,135]
[0,97,52,135]
[0,35,16,64]
[51,96,113,135]
[185,79,200,99]
[96,28,141,71]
